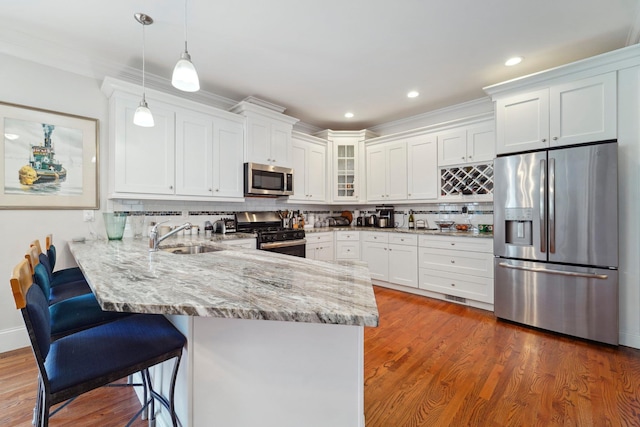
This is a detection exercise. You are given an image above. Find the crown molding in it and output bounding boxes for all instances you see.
[484,43,640,97]
[368,97,493,136]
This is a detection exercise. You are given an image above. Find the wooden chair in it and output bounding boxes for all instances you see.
[10,258,186,427]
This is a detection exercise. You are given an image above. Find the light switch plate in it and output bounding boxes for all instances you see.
[83,210,95,222]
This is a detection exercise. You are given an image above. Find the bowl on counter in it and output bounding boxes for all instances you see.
[478,224,493,233]
[434,220,455,231]
[454,223,472,232]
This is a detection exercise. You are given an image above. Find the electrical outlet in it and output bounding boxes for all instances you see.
[83,210,95,222]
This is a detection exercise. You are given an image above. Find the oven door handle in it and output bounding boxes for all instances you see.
[260,239,307,250]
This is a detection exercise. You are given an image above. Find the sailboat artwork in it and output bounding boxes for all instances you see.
[18,124,67,185]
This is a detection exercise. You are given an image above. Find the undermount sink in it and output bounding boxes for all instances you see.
[160,245,224,255]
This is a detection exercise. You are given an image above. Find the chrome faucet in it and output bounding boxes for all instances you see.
[149,221,192,252]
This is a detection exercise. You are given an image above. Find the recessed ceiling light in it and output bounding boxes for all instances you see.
[407,91,419,98]
[505,56,523,66]
[4,133,19,140]
[344,112,354,118]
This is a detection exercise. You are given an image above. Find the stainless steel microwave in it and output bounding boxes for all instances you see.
[244,162,294,197]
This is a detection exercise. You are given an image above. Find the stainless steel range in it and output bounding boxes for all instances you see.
[235,211,306,257]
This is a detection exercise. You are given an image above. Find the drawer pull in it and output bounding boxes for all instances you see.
[450,243,455,246]
[451,283,456,287]
[450,260,455,264]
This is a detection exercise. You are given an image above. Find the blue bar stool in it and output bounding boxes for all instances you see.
[25,245,130,340]
[43,235,86,284]
[10,259,186,427]
[30,239,89,297]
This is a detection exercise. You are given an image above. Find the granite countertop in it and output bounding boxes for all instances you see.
[305,226,494,238]
[68,236,379,327]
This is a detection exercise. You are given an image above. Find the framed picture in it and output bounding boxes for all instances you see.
[0,101,99,209]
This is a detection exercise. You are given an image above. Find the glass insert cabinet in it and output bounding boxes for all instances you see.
[336,144,356,198]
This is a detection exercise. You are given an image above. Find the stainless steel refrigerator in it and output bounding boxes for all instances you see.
[493,141,618,345]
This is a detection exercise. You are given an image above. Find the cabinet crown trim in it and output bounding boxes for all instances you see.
[484,44,640,97]
[230,101,300,125]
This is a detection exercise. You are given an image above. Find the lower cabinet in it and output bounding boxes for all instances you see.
[418,235,493,304]
[306,232,334,261]
[335,231,360,260]
[361,232,418,288]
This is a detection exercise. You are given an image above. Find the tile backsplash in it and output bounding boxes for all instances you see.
[108,198,493,237]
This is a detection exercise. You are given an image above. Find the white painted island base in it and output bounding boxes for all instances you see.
[149,315,365,427]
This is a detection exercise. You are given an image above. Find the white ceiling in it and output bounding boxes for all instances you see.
[1,0,639,130]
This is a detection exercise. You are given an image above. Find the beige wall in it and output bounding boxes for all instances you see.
[0,54,110,352]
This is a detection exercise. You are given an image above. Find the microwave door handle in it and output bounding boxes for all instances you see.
[539,158,546,253]
[548,158,555,254]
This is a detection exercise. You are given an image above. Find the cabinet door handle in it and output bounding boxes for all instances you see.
[461,157,465,160]
[450,260,455,264]
[169,185,173,190]
[451,283,456,287]
[553,136,558,141]
[216,189,219,192]
[209,188,212,192]
[468,155,472,159]
[542,138,547,143]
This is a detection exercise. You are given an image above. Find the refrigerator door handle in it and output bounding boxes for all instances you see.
[497,262,609,279]
[549,158,555,253]
[539,159,546,253]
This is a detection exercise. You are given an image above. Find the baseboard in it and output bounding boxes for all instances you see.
[619,331,640,349]
[0,325,30,354]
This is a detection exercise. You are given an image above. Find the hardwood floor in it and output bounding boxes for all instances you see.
[364,286,640,426]
[2,285,640,426]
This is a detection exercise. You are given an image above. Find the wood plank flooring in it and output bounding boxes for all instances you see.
[364,286,640,426]
[2,285,640,426]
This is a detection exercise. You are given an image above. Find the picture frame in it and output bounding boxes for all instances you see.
[0,101,99,209]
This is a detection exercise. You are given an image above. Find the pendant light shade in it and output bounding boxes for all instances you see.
[134,97,154,127]
[134,13,154,127]
[172,0,200,92]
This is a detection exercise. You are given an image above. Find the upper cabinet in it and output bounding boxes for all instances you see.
[493,72,617,155]
[366,141,407,202]
[102,77,245,201]
[290,132,327,203]
[438,122,495,166]
[175,109,244,198]
[317,130,376,204]
[407,134,438,200]
[111,94,176,196]
[230,100,299,168]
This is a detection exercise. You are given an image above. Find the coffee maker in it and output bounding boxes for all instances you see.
[377,206,395,228]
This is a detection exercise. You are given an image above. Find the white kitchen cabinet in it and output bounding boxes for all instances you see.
[112,94,176,195]
[366,141,407,202]
[306,232,334,261]
[361,232,417,287]
[438,122,495,166]
[316,130,377,203]
[104,80,246,201]
[335,231,360,260]
[175,110,244,199]
[418,235,493,304]
[407,134,438,200]
[495,72,617,154]
[290,133,327,203]
[231,101,299,168]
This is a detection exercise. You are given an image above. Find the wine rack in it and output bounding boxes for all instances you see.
[440,163,493,197]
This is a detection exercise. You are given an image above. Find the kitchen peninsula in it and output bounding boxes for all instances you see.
[68,237,378,427]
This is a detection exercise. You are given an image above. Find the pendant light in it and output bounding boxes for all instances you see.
[172,0,200,92]
[133,13,154,127]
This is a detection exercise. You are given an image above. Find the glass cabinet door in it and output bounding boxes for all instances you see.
[335,144,356,199]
